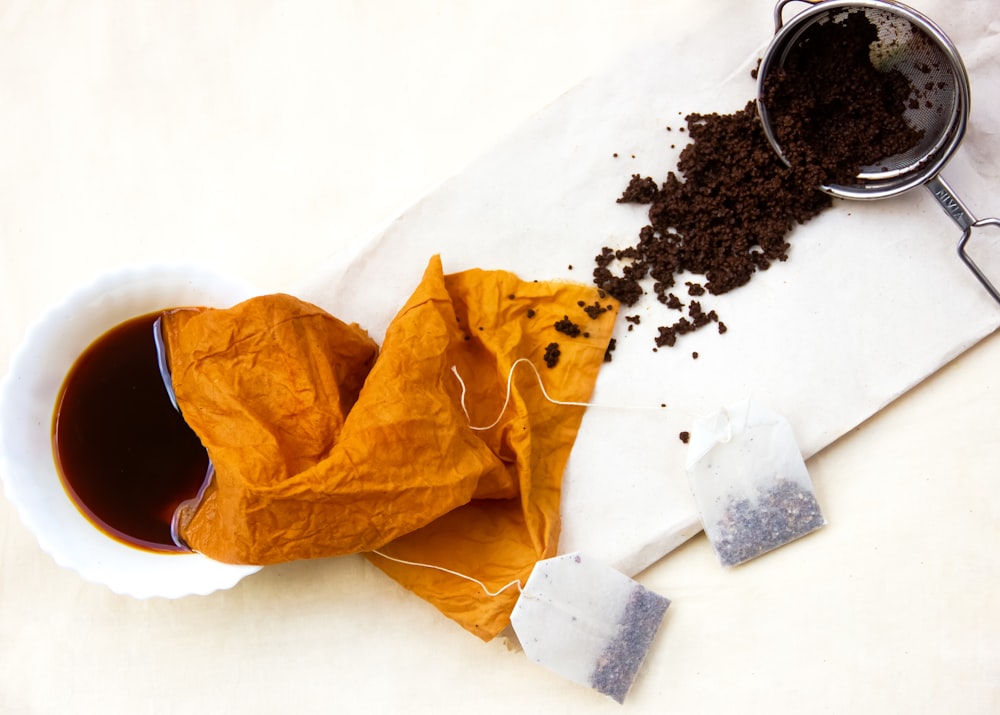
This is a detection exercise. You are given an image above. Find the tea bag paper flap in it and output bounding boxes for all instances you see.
[684,399,752,469]
[510,552,670,703]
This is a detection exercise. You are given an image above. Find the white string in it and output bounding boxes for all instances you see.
[371,363,690,602]
[450,356,668,431]
[451,357,591,431]
[370,550,523,597]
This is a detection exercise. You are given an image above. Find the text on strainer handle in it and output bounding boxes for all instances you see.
[927,175,975,231]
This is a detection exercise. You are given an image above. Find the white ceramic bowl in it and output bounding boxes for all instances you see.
[0,264,262,598]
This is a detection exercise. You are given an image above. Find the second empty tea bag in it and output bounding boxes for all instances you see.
[510,552,670,704]
[685,398,825,567]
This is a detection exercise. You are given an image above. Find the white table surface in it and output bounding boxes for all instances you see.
[1,2,998,713]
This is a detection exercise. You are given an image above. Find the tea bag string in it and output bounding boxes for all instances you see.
[370,550,523,597]
[394,359,689,598]
[451,357,670,432]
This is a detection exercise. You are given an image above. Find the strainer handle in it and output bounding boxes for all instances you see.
[927,175,974,231]
[957,219,1000,305]
[772,0,823,31]
[927,175,1000,305]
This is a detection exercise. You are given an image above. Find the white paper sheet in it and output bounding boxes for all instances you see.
[292,0,1000,576]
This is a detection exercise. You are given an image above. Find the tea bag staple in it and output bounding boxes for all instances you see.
[685,398,825,566]
[510,552,670,704]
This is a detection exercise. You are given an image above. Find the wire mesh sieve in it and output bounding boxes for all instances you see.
[755,0,999,304]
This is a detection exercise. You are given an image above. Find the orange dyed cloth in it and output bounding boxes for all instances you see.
[164,256,618,638]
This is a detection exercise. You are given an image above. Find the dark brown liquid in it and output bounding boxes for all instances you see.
[53,311,208,552]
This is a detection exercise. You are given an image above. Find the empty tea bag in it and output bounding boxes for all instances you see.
[510,552,670,704]
[685,398,825,567]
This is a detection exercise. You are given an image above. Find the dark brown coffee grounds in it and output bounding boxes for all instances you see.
[596,102,830,307]
[581,300,611,320]
[760,9,926,184]
[554,316,582,338]
[679,431,690,444]
[595,246,644,306]
[618,175,659,203]
[604,338,617,363]
[655,300,720,348]
[593,10,925,348]
[544,342,561,368]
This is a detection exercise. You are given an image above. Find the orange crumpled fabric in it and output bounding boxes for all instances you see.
[163,255,618,639]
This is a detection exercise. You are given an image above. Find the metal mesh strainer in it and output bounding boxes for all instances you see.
[756,0,1000,304]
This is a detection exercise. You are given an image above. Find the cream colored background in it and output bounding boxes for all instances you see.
[1,1,998,713]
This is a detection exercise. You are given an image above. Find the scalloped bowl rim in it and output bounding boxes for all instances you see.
[0,264,262,598]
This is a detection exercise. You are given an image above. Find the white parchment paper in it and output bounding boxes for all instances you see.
[293,0,1000,576]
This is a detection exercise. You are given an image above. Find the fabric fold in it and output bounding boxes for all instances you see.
[164,255,618,638]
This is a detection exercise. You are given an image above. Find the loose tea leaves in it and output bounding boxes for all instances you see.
[712,479,825,567]
[684,399,826,567]
[590,584,671,703]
